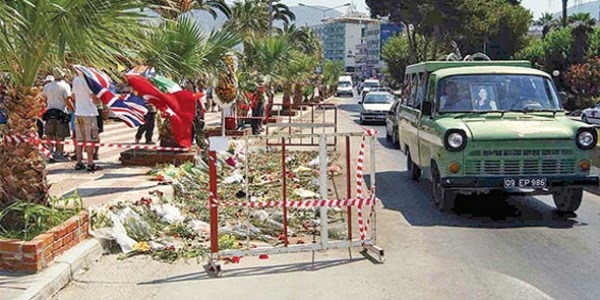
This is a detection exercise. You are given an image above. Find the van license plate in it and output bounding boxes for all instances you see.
[503,178,547,188]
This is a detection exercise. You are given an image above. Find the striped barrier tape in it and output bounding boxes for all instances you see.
[209,197,378,209]
[357,129,377,242]
[6,135,190,152]
[4,134,53,159]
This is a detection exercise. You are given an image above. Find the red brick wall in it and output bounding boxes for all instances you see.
[0,211,89,273]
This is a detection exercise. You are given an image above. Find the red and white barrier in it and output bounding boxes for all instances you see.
[3,134,190,155]
[3,134,53,159]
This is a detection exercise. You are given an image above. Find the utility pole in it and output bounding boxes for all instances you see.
[268,0,273,36]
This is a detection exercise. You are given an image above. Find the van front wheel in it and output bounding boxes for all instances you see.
[431,163,456,212]
[553,188,583,213]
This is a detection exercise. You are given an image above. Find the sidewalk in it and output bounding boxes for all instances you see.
[0,96,331,300]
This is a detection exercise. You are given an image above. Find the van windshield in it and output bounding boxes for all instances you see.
[438,74,562,113]
[338,81,351,87]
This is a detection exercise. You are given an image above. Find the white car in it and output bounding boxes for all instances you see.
[361,79,380,99]
[581,103,600,124]
[359,91,395,124]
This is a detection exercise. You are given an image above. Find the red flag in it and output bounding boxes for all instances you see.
[170,90,198,148]
[125,75,179,115]
[125,74,200,148]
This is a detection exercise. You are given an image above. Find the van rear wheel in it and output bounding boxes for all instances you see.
[553,188,583,213]
[406,152,420,181]
[431,163,456,212]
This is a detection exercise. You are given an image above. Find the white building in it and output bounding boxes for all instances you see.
[310,12,377,73]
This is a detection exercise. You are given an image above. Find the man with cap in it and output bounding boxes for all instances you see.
[42,68,73,161]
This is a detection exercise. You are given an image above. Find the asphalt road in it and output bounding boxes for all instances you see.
[337,94,600,300]
[54,95,600,300]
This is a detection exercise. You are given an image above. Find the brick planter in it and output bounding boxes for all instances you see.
[120,149,195,167]
[0,211,89,273]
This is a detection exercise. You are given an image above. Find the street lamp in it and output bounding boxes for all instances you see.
[298,2,351,19]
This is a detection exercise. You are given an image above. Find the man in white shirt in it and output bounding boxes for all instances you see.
[42,69,73,161]
[72,70,101,171]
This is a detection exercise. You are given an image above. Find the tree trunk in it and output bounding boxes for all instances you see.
[157,115,178,147]
[0,87,49,209]
[562,0,568,27]
[282,82,292,112]
[293,83,303,108]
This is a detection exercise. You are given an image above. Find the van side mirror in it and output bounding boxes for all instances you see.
[422,101,432,116]
[358,101,362,105]
[559,91,568,105]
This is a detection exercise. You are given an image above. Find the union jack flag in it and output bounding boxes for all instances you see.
[73,65,147,127]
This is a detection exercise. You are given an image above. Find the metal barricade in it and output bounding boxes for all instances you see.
[265,102,338,147]
[205,131,382,276]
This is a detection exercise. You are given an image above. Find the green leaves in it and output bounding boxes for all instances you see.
[0,0,153,87]
[139,16,241,82]
[0,192,83,241]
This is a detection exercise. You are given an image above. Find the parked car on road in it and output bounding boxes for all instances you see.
[361,79,380,100]
[359,91,395,124]
[581,103,600,124]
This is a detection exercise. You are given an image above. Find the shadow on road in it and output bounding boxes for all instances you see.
[367,171,581,229]
[377,137,398,150]
[137,258,365,284]
[337,104,360,113]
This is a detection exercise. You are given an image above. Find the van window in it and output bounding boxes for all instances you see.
[415,72,427,109]
[408,74,418,108]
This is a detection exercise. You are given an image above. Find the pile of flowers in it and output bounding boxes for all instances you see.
[90,141,347,263]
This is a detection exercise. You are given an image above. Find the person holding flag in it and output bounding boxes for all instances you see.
[72,68,101,171]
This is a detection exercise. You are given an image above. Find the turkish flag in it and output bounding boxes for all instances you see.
[125,74,201,147]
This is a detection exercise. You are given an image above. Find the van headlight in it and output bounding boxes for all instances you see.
[576,128,597,150]
[444,129,467,151]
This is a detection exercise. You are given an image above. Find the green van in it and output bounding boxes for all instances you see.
[398,60,599,213]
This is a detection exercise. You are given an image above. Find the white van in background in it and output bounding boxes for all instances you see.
[336,75,354,97]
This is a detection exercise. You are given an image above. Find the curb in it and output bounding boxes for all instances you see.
[17,239,103,300]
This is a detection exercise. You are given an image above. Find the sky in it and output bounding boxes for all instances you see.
[279,0,596,18]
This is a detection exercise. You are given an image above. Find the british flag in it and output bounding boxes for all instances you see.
[73,65,147,127]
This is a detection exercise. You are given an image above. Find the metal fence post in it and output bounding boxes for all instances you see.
[319,134,328,247]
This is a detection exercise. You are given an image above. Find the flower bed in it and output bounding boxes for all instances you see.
[0,211,89,273]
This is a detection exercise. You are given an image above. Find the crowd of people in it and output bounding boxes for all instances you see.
[0,71,272,171]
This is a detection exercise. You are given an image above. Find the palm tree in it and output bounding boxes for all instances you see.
[568,13,596,64]
[276,25,322,109]
[147,0,231,20]
[138,16,241,146]
[267,0,296,26]
[534,12,558,38]
[568,12,596,27]
[0,1,153,208]
[223,0,296,58]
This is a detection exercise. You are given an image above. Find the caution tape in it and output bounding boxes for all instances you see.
[5,135,190,152]
[356,129,377,242]
[3,134,53,159]
[47,139,190,152]
[211,197,378,209]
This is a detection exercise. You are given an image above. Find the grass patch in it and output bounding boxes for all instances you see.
[0,191,83,241]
